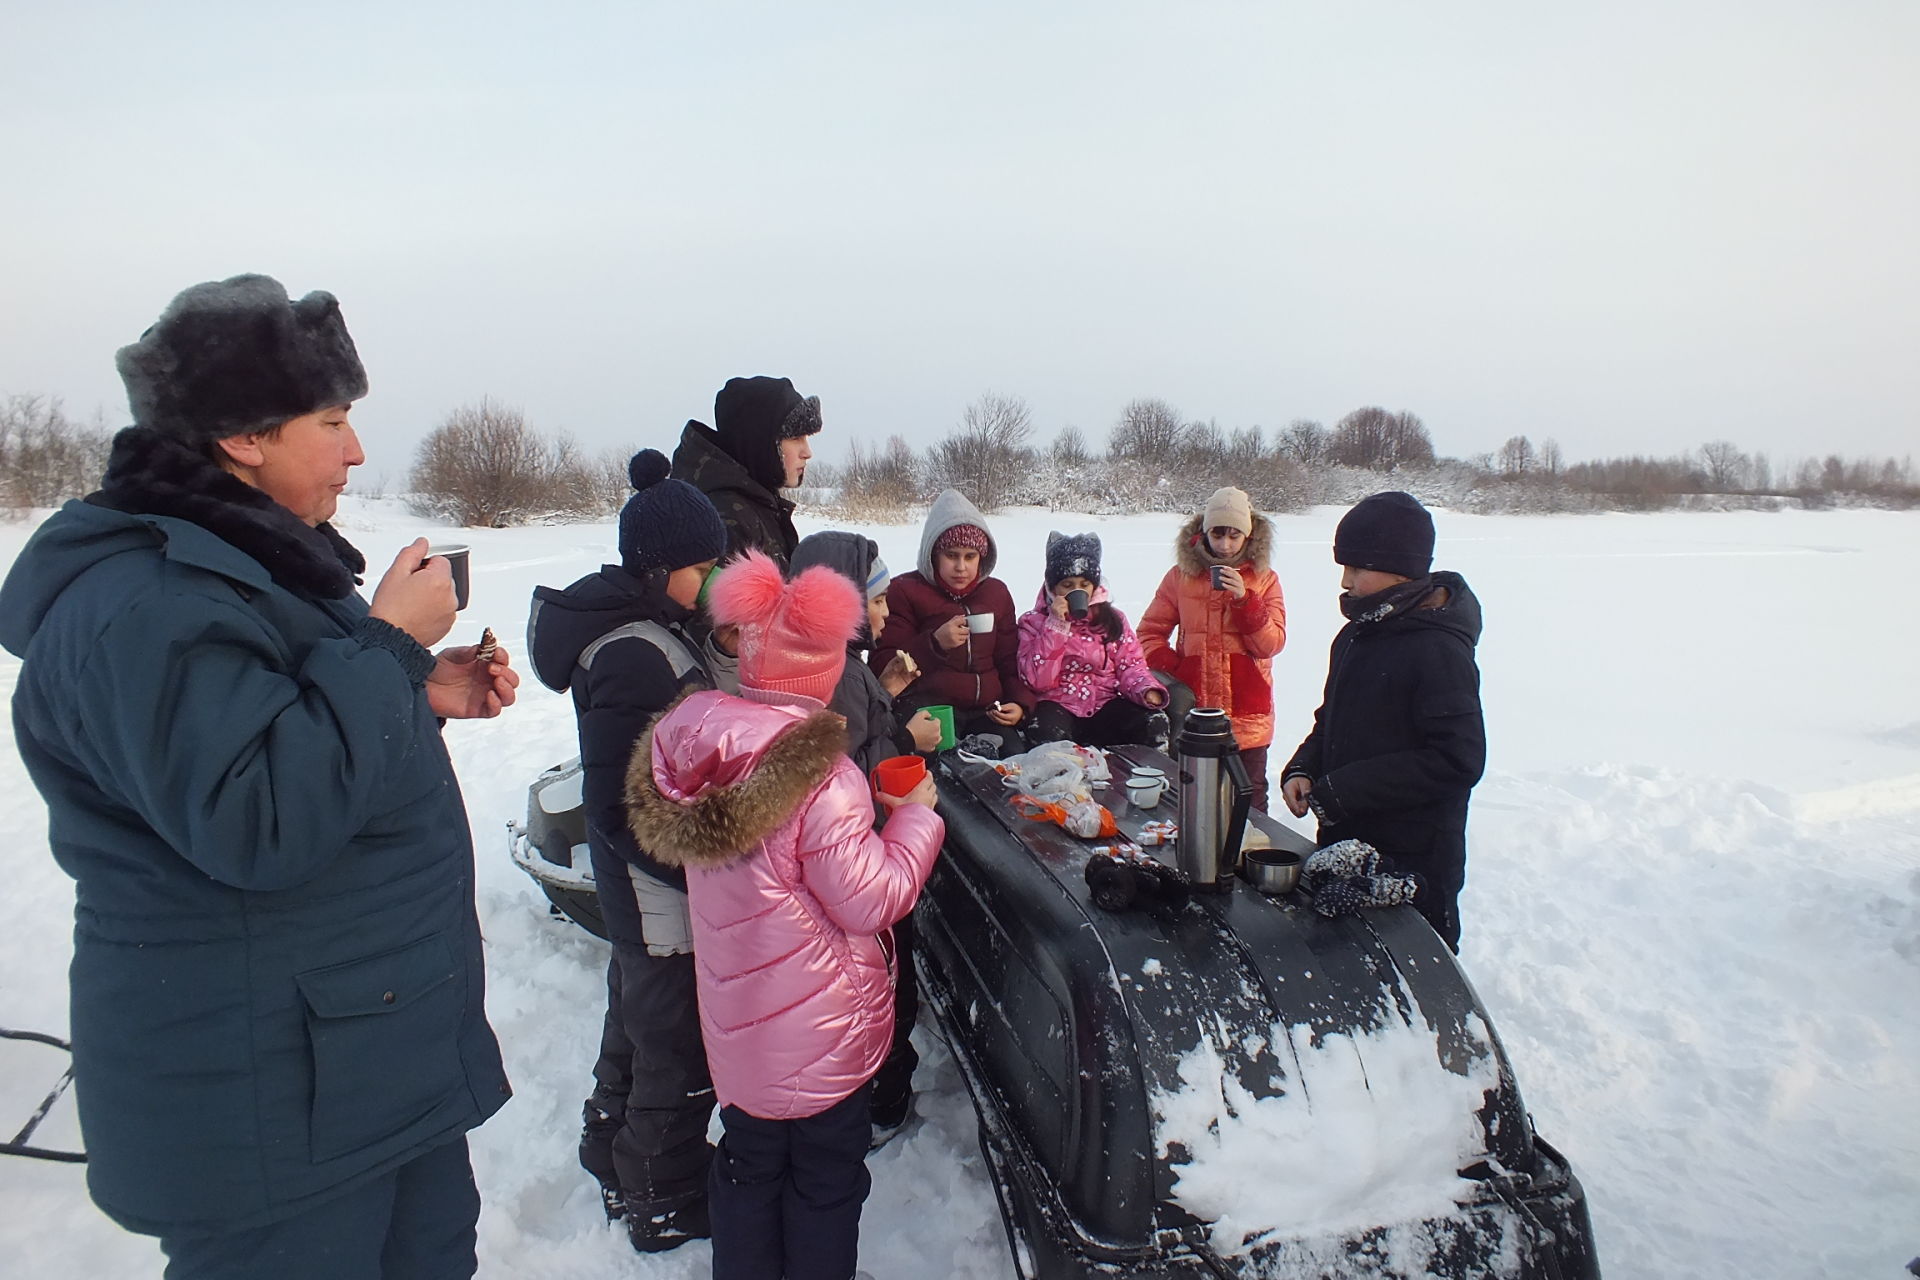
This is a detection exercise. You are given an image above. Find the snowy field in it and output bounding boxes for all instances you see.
[2,499,1916,1279]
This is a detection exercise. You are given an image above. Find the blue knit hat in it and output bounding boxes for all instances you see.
[620,449,726,574]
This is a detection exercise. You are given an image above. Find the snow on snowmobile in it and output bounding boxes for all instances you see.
[507,709,1599,1279]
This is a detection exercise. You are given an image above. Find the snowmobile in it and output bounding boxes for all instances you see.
[507,719,1599,1279]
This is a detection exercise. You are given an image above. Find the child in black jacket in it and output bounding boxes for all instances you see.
[526,450,726,1251]
[1280,492,1486,950]
[786,529,940,1145]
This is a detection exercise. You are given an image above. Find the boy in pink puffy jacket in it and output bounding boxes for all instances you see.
[1017,531,1170,749]
[626,550,943,1280]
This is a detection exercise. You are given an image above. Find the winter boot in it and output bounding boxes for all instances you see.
[869,1091,913,1150]
[626,1193,711,1253]
[1144,710,1170,754]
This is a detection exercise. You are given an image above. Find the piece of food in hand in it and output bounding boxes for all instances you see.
[476,627,498,663]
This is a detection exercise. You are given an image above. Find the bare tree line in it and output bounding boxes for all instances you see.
[818,395,1917,518]
[3,386,1914,524]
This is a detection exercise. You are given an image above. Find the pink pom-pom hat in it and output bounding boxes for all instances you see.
[708,549,864,705]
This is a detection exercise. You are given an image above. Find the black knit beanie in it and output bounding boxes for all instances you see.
[1044,531,1102,587]
[713,375,821,492]
[1333,491,1434,579]
[620,449,727,575]
[116,274,368,441]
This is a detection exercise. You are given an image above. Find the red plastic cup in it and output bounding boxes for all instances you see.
[872,755,929,798]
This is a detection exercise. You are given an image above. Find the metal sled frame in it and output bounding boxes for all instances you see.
[0,1027,84,1163]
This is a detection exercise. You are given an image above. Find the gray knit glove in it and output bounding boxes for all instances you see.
[1301,839,1381,891]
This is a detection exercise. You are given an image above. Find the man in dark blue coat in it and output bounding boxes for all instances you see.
[1280,492,1486,950]
[0,276,517,1279]
[526,449,724,1252]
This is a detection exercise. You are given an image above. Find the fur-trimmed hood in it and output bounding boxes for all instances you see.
[1173,508,1273,576]
[626,689,849,868]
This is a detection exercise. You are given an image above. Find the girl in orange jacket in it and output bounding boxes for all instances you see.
[1137,486,1286,809]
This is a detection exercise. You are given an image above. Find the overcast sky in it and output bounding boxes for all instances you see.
[4,0,1916,483]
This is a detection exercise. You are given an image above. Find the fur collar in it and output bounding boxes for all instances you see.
[88,427,366,599]
[625,693,850,868]
[1174,509,1273,576]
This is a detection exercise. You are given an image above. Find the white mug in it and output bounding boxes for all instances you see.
[966,612,994,634]
[1126,777,1164,809]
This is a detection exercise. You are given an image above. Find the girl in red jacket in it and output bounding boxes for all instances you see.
[1137,486,1287,809]
[626,551,944,1280]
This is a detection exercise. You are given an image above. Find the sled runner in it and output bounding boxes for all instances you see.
[0,1027,84,1163]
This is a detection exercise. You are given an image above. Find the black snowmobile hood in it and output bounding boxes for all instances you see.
[525,564,690,693]
[0,499,274,659]
[1389,570,1483,649]
[670,420,791,516]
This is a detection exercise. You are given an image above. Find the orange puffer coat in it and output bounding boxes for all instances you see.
[1137,512,1286,749]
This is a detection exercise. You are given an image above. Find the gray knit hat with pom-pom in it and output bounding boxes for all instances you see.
[619,448,727,575]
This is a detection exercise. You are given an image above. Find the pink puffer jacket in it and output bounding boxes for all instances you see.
[626,688,944,1120]
[1016,587,1162,719]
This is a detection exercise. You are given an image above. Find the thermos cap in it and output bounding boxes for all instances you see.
[1176,707,1239,757]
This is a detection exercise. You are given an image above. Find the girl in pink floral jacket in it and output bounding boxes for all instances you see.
[1016,531,1170,750]
[626,550,942,1280]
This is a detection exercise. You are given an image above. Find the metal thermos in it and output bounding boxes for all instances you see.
[1174,708,1252,891]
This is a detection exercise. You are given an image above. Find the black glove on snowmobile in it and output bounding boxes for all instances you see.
[1085,851,1190,916]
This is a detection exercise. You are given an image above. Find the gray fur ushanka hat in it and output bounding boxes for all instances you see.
[116,273,368,441]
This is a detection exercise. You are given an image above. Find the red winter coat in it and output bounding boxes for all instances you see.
[1137,512,1287,749]
[870,489,1033,715]
[627,689,944,1120]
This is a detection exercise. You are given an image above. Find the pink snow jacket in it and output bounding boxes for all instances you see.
[626,688,944,1120]
[1016,587,1163,719]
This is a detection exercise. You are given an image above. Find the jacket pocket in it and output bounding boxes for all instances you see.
[295,933,465,1163]
[1228,653,1273,716]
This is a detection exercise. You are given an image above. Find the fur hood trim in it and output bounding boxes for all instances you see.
[625,692,850,868]
[1174,509,1273,576]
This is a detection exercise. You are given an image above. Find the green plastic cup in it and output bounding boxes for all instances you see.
[923,704,957,751]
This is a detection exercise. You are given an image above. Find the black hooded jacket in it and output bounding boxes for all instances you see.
[1283,571,1486,892]
[527,564,711,944]
[789,531,917,773]
[670,421,797,568]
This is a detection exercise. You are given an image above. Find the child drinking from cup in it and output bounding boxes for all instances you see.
[626,550,943,1280]
[1017,532,1169,749]
[872,489,1033,757]
[1137,486,1286,810]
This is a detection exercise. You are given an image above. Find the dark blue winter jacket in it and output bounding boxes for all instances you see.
[526,565,712,948]
[0,500,509,1235]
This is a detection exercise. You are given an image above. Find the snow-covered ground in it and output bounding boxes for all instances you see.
[2,500,1916,1279]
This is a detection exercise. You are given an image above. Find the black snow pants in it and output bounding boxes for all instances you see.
[580,942,715,1213]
